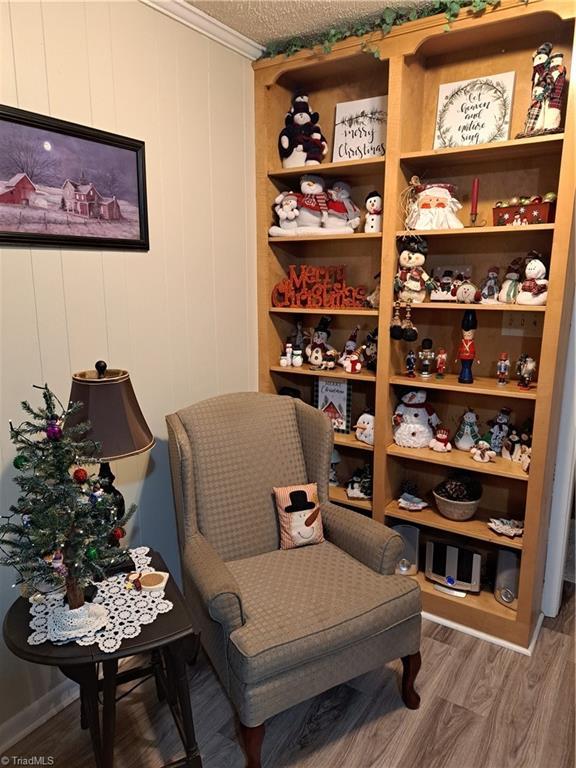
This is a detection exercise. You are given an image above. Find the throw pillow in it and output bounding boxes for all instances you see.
[273,483,324,550]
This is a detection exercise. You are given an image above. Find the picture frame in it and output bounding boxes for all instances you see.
[332,96,387,162]
[313,378,352,434]
[0,105,149,250]
[434,72,515,148]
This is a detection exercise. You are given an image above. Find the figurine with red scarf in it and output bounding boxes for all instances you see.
[457,309,479,384]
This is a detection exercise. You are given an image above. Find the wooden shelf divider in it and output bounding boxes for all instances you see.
[386,444,530,481]
[405,302,546,313]
[269,307,379,317]
[269,232,382,243]
[395,224,555,238]
[388,373,538,400]
[334,432,374,452]
[269,155,385,180]
[270,364,376,382]
[384,500,523,550]
[329,485,372,511]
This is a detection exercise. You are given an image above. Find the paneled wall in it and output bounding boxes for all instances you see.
[0,0,257,736]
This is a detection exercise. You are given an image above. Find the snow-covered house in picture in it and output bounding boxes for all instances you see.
[61,179,122,220]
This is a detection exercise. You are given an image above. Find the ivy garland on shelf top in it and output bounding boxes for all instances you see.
[261,0,528,60]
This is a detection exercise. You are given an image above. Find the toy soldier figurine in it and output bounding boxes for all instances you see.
[496,352,511,385]
[517,354,537,388]
[418,338,435,378]
[457,309,478,384]
[435,347,447,379]
[405,349,417,378]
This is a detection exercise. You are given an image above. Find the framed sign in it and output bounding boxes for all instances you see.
[434,72,515,148]
[0,105,149,250]
[313,378,352,434]
[332,96,387,162]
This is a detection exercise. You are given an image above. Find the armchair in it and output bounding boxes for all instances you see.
[167,392,421,767]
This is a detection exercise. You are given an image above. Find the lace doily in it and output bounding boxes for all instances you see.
[27,547,173,653]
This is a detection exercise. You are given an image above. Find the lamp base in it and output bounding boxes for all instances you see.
[99,461,126,546]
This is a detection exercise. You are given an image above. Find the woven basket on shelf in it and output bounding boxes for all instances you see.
[432,491,480,521]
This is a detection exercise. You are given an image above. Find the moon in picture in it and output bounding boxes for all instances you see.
[43,141,52,151]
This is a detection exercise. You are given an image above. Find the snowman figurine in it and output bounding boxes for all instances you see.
[363,191,382,233]
[305,316,336,368]
[338,326,360,366]
[486,407,512,455]
[326,181,361,231]
[429,426,452,452]
[498,258,524,304]
[354,411,375,446]
[454,409,481,451]
[394,238,436,303]
[516,254,548,306]
[393,390,440,449]
[272,191,300,233]
[480,267,501,303]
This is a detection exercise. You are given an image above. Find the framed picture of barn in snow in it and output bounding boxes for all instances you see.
[0,105,149,250]
[313,378,352,434]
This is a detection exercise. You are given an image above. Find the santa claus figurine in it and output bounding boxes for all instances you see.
[405,181,464,230]
[457,309,478,384]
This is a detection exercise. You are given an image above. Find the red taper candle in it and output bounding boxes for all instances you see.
[471,177,480,218]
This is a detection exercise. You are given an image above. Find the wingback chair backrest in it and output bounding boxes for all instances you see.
[170,392,310,561]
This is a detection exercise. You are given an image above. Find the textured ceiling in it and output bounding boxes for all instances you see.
[189,1,423,46]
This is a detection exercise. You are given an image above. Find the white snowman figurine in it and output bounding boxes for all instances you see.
[393,390,440,449]
[325,181,360,232]
[454,409,481,451]
[296,174,329,232]
[354,411,375,446]
[498,258,524,304]
[273,192,300,232]
[363,191,382,233]
[516,256,548,306]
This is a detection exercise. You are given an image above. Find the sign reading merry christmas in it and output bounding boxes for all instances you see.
[271,264,367,309]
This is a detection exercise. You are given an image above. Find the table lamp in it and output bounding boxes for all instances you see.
[66,360,155,529]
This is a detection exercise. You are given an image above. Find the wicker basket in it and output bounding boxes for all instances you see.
[433,491,480,521]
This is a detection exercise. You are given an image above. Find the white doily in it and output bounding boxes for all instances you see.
[27,547,173,653]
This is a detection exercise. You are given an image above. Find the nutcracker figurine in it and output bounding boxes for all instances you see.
[418,338,435,378]
[406,349,417,378]
[517,354,537,388]
[496,352,511,385]
[435,347,447,379]
[457,309,478,384]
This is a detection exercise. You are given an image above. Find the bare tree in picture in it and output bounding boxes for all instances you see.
[0,134,60,184]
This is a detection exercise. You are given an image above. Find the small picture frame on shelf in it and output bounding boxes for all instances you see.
[313,378,352,434]
[434,72,515,148]
[332,96,387,162]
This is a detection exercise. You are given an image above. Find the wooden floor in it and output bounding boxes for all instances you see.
[8,583,574,768]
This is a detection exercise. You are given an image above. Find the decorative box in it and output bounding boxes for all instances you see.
[493,202,556,227]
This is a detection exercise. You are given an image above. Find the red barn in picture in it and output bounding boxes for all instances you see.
[61,179,122,220]
[0,173,37,205]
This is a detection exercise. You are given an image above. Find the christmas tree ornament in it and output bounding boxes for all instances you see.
[457,310,478,384]
[454,409,481,451]
[496,352,511,385]
[45,421,63,441]
[86,546,99,561]
[401,301,418,342]
[390,301,403,340]
[73,467,89,484]
[393,390,440,448]
[111,526,126,541]
[13,455,28,470]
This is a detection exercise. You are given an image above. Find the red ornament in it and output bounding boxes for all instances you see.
[112,527,126,541]
[73,468,89,484]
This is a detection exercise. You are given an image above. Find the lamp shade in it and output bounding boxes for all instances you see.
[67,362,154,461]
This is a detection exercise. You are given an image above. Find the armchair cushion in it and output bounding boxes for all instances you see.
[321,501,404,575]
[226,542,420,686]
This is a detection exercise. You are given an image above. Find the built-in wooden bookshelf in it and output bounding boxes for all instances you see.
[254,0,575,649]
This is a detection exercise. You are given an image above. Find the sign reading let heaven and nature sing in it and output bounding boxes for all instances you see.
[434,72,515,148]
[332,96,387,161]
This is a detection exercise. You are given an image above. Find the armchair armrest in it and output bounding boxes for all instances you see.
[182,534,245,633]
[321,501,403,575]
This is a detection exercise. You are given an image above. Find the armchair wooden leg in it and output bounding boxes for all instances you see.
[239,722,265,768]
[401,651,421,709]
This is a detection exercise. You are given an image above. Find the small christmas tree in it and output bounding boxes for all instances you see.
[0,384,135,609]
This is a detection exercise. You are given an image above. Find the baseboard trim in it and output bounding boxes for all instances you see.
[423,610,544,656]
[0,677,79,754]
[140,0,265,60]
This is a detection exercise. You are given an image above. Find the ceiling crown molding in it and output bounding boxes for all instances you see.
[140,0,265,60]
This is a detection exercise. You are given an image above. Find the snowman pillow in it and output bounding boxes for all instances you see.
[273,483,324,550]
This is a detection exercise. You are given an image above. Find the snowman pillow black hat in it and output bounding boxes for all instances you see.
[273,483,324,550]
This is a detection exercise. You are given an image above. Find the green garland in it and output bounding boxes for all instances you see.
[261,0,527,60]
